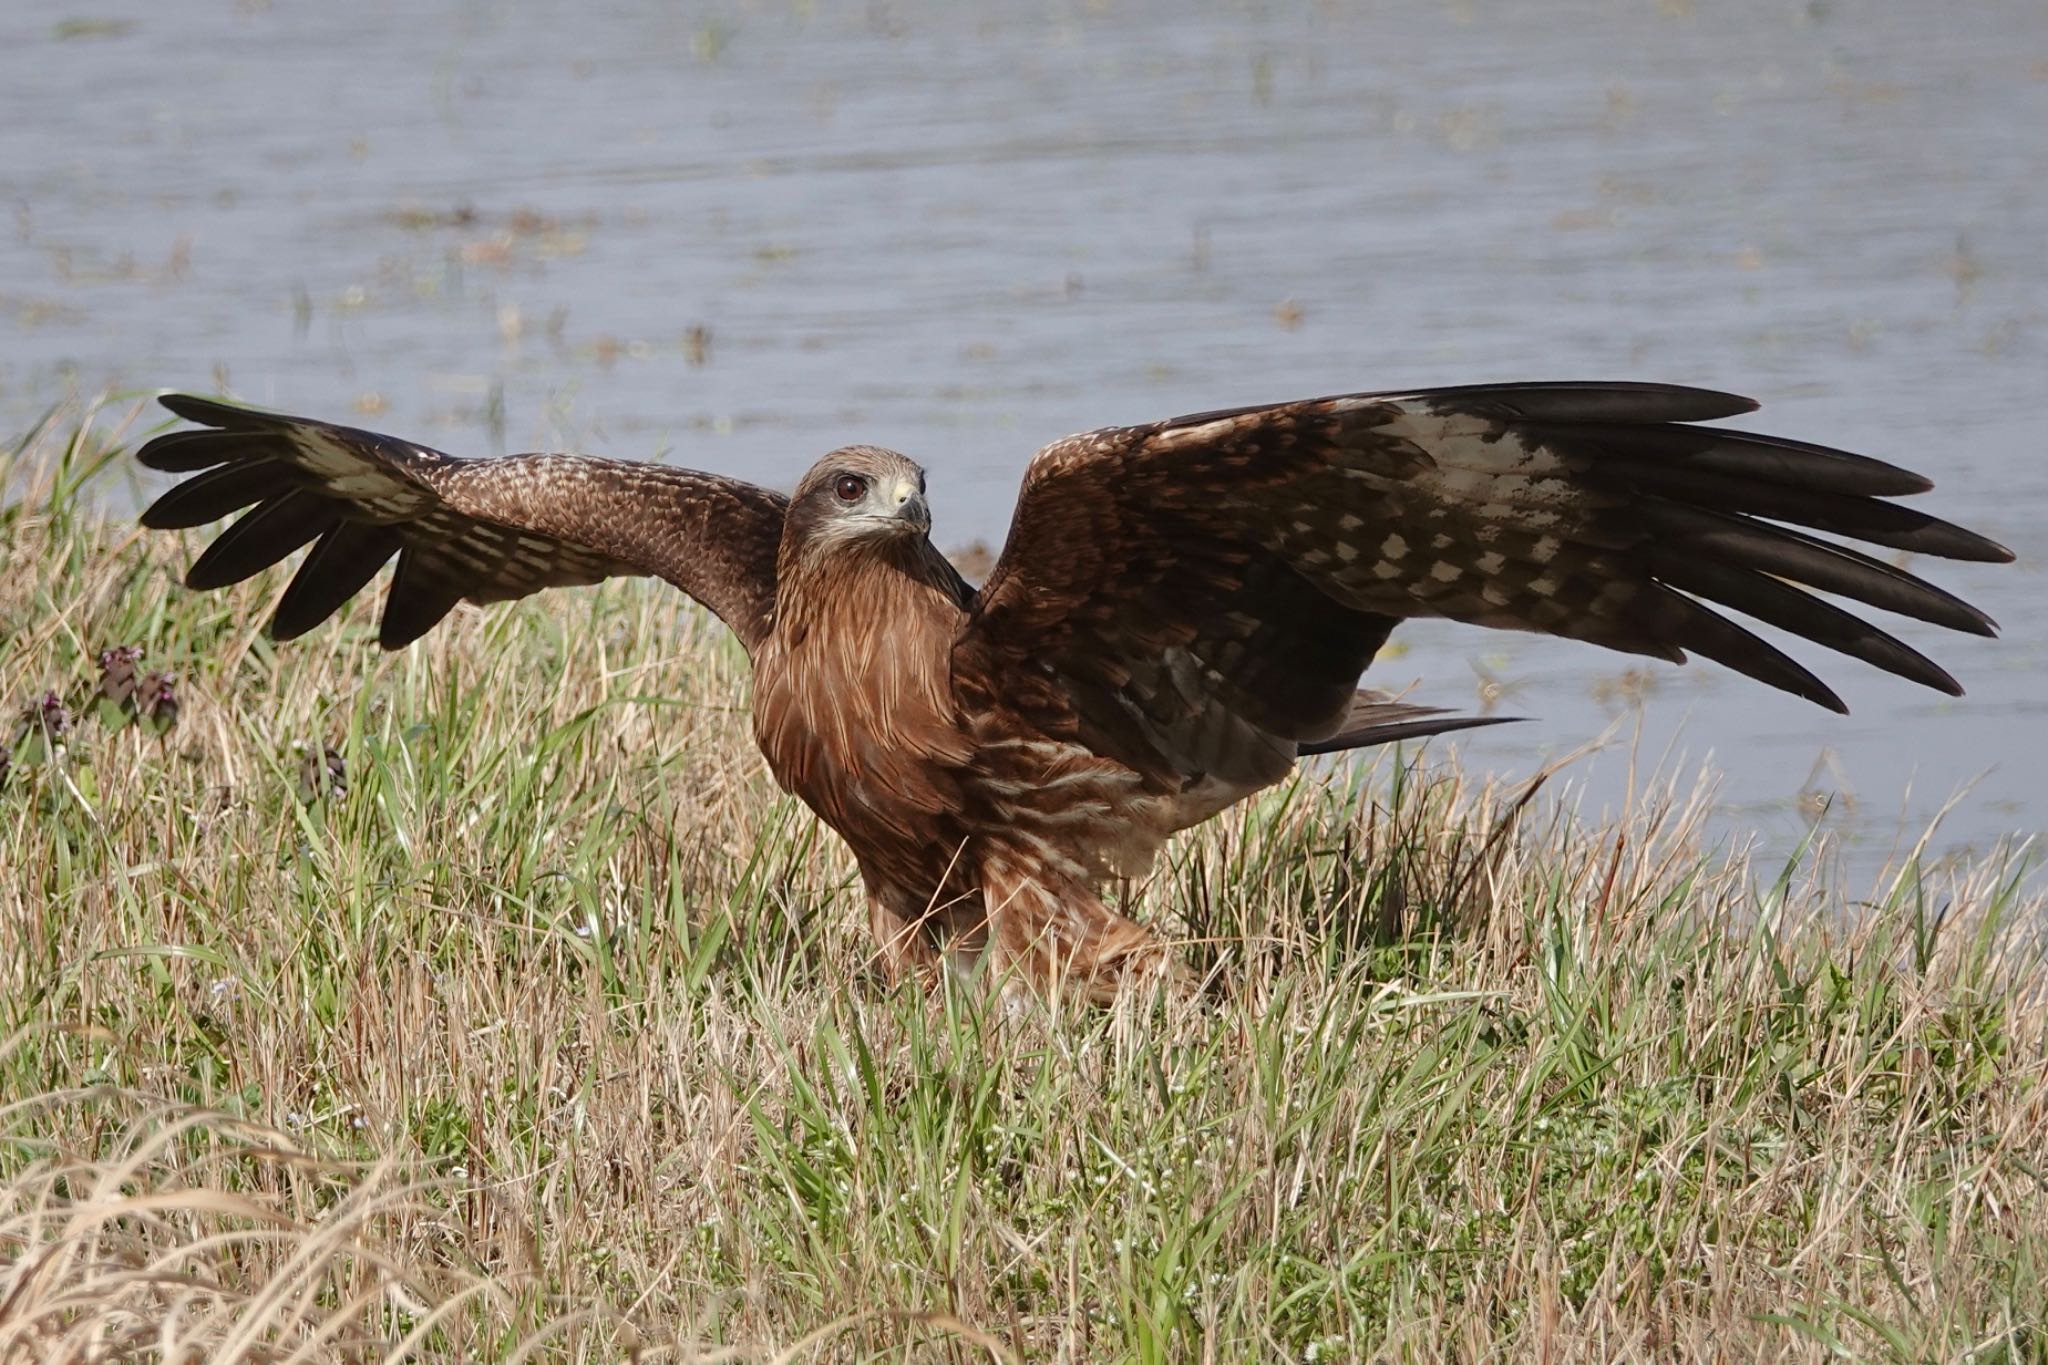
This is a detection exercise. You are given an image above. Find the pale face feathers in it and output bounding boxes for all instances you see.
[786,445,931,556]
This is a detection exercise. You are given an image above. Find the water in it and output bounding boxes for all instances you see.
[4,0,2043,883]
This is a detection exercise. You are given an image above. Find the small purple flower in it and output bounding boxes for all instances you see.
[138,672,180,732]
[96,645,145,711]
[20,690,70,743]
[8,691,71,767]
[296,742,347,802]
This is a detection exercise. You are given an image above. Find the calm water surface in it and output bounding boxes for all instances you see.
[4,0,2044,885]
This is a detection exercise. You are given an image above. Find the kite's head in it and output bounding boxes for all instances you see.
[788,445,932,553]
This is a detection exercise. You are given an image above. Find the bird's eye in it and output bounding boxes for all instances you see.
[833,474,865,503]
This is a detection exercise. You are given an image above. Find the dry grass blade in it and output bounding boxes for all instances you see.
[0,1090,501,1363]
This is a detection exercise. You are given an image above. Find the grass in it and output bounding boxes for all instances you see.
[3,399,2045,1362]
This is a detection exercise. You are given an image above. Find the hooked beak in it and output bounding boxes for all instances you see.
[889,478,931,533]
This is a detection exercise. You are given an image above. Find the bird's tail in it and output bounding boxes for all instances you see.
[1298,689,1520,756]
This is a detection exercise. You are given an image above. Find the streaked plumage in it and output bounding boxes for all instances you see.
[135,384,2009,998]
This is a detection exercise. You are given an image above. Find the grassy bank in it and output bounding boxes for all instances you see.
[3,403,2044,1362]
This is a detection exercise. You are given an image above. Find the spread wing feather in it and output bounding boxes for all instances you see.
[962,384,2009,767]
[137,394,788,652]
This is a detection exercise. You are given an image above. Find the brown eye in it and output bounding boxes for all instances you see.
[833,474,865,503]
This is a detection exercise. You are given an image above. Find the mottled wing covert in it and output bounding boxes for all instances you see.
[137,394,788,651]
[963,382,2010,752]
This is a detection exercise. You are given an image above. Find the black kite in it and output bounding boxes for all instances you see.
[135,384,2010,998]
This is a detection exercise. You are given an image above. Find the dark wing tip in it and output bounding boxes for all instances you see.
[1705,389,1762,419]
[179,490,338,591]
[377,549,469,650]
[136,428,268,474]
[157,392,271,427]
[268,522,405,642]
[1907,518,2015,565]
[139,460,296,527]
[379,606,460,651]
[1421,381,1760,425]
[1659,592,1852,713]
[139,394,286,471]
[1769,665,1851,714]
[1787,671,1851,714]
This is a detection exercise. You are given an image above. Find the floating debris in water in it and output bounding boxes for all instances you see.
[1591,667,1660,710]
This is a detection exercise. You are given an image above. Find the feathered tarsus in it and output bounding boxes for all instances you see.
[136,383,2009,998]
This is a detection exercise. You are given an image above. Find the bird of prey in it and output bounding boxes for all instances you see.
[135,384,2008,999]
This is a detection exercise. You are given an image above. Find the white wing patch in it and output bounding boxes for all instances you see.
[285,428,433,518]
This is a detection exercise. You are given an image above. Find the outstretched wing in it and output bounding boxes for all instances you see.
[959,381,2008,780]
[137,394,788,652]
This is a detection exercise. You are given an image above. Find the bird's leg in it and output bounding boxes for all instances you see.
[978,857,1178,1004]
[865,890,943,991]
